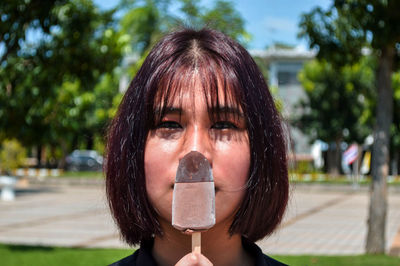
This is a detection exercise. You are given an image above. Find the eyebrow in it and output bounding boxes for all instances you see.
[153,107,182,117]
[154,106,244,117]
[210,106,244,118]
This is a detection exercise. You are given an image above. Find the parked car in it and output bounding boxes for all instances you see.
[65,150,103,171]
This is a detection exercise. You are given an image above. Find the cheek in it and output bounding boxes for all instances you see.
[144,138,177,217]
[144,143,163,195]
[144,137,178,186]
[228,150,250,186]
[214,139,251,189]
[213,139,251,221]
[145,151,168,188]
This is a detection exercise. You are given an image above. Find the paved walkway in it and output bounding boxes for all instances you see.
[1,182,400,255]
[258,185,400,255]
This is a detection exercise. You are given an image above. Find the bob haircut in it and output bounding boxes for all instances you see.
[105,28,289,246]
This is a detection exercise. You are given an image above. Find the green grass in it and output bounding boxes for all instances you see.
[289,174,400,186]
[1,244,399,266]
[273,254,400,266]
[56,171,400,186]
[0,244,133,266]
[58,171,104,179]
[291,179,400,186]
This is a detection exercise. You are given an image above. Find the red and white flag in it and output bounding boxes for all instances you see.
[343,144,358,165]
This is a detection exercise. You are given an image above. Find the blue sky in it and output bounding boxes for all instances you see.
[94,0,331,50]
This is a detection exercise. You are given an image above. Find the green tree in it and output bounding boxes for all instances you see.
[0,139,26,175]
[118,0,167,56]
[0,0,66,64]
[391,71,400,176]
[199,0,250,45]
[299,0,400,253]
[296,57,375,175]
[0,0,124,165]
[1,0,65,153]
[252,56,269,86]
[118,0,250,77]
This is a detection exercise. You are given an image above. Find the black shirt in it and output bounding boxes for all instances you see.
[110,237,287,266]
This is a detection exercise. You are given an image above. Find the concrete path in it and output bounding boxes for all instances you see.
[258,185,400,255]
[1,182,400,255]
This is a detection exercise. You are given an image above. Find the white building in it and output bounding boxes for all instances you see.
[251,46,316,157]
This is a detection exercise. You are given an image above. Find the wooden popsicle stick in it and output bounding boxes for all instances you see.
[192,232,201,254]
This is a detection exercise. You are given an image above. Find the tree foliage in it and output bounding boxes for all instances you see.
[297,57,375,144]
[118,0,250,77]
[0,0,249,165]
[0,139,27,174]
[0,0,124,164]
[0,0,66,64]
[391,71,400,169]
[296,57,375,174]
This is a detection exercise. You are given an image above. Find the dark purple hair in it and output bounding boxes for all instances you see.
[105,28,289,245]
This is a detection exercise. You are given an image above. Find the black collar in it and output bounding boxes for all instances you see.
[110,237,287,265]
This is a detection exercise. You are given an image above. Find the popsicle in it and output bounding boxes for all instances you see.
[172,151,215,252]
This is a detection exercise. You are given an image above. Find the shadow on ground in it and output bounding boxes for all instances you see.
[14,187,61,197]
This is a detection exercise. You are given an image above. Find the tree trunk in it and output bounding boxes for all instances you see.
[327,140,341,176]
[366,46,394,254]
[86,132,94,150]
[36,144,42,168]
[58,139,68,170]
[391,150,398,176]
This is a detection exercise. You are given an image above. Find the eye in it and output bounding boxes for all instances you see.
[156,121,182,129]
[211,121,238,130]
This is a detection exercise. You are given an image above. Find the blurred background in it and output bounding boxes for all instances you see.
[1,0,400,265]
[1,0,399,178]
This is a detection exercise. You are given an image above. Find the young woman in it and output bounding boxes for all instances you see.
[106,28,289,265]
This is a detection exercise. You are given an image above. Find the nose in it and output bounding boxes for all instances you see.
[180,125,213,164]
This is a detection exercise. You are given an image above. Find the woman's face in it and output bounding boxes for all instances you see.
[144,77,250,232]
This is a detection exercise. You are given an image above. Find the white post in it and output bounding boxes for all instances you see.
[0,176,17,201]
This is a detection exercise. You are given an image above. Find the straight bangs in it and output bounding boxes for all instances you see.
[146,47,246,129]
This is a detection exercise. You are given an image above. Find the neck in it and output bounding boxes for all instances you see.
[152,220,253,266]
